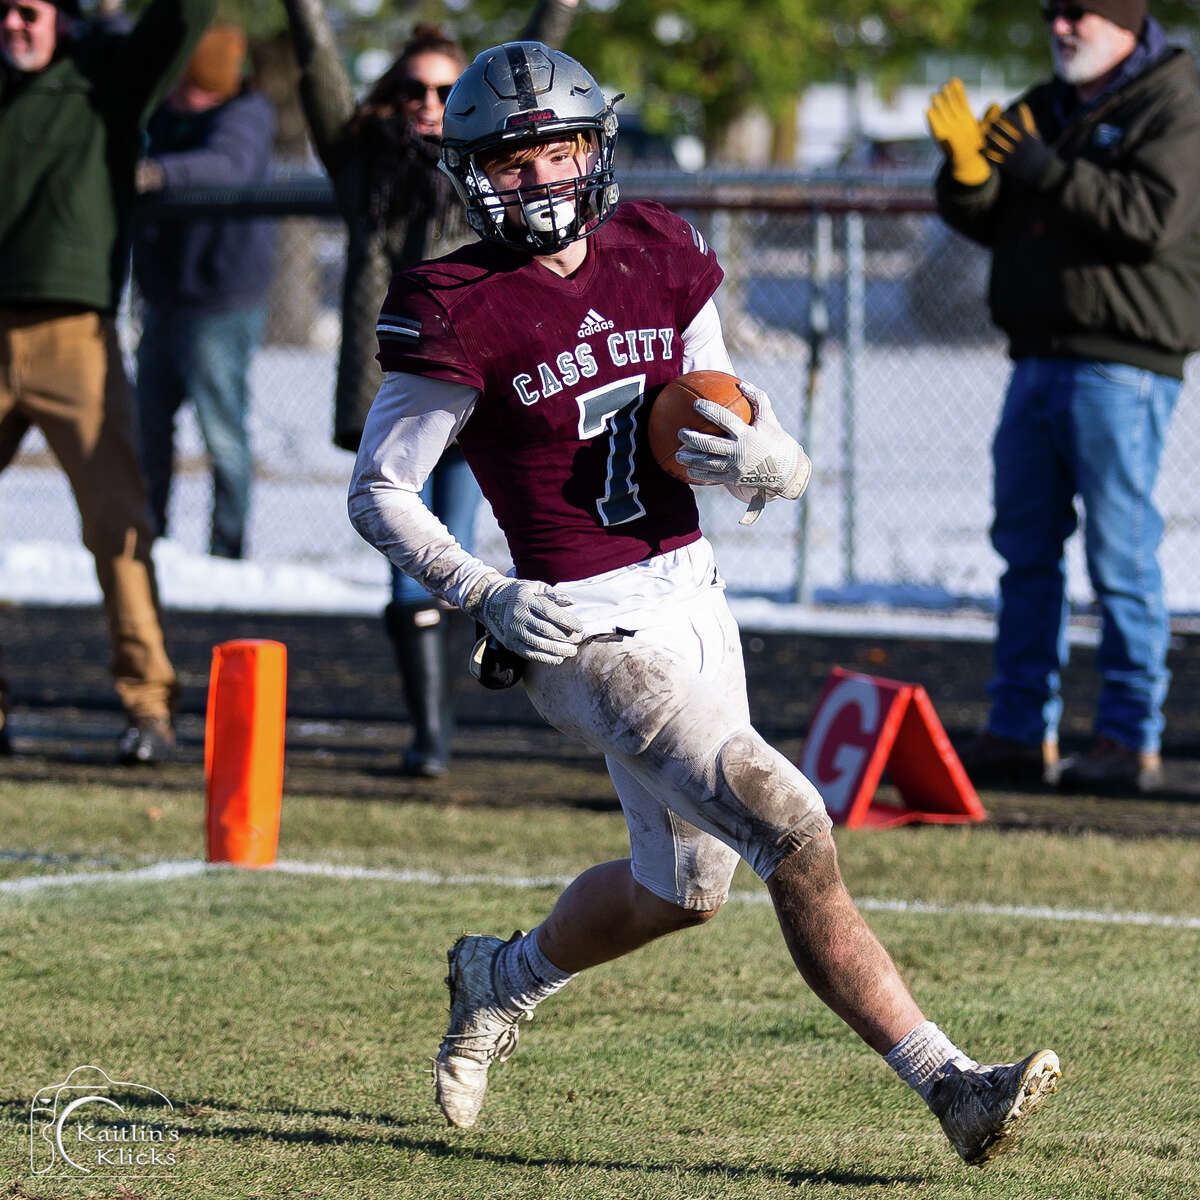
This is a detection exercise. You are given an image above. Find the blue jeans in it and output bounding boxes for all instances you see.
[988,357,1179,753]
[390,445,483,606]
[135,305,267,559]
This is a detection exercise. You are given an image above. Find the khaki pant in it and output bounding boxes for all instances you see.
[0,306,177,720]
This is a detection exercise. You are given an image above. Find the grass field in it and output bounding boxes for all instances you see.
[1,779,1198,1200]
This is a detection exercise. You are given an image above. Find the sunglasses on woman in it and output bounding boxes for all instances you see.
[398,78,454,104]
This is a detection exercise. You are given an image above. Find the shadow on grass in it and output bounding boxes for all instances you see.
[87,1098,929,1189]
[0,1093,928,1187]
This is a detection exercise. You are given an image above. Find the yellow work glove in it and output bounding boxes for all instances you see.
[980,103,1004,139]
[926,78,991,187]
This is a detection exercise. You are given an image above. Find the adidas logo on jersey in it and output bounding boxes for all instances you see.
[576,309,614,338]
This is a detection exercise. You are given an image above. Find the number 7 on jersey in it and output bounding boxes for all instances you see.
[576,374,648,527]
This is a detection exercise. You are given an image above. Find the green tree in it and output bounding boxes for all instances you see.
[125,0,1200,161]
[558,0,976,159]
[563,0,1199,160]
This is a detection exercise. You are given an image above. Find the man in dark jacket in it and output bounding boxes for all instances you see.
[133,23,276,561]
[929,0,1200,794]
[0,0,214,762]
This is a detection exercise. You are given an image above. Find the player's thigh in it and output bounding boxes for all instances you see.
[524,608,830,879]
[523,597,740,765]
[606,754,739,911]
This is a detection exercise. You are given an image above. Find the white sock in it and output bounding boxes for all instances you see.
[493,926,575,1017]
[884,1021,977,1102]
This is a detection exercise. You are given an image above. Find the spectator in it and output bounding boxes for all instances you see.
[348,41,1062,1162]
[282,0,578,776]
[0,0,215,763]
[928,1,1200,796]
[132,23,277,561]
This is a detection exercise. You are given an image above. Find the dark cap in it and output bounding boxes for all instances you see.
[1053,0,1147,32]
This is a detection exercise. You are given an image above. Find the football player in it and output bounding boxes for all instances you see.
[347,42,1061,1165]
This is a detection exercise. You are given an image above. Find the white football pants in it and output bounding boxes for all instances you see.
[523,553,832,909]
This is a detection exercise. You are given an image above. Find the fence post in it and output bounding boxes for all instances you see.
[706,208,734,328]
[795,209,832,605]
[842,210,865,586]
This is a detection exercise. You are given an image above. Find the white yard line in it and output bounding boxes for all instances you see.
[1,857,1197,930]
[0,861,210,893]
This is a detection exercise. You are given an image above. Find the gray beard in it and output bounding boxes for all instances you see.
[1,46,42,72]
[1051,31,1127,85]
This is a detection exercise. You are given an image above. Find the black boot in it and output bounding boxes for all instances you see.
[384,601,451,777]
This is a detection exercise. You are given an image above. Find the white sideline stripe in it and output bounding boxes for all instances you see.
[0,860,208,893]
[857,896,1200,929]
[276,860,575,889]
[1,858,1198,930]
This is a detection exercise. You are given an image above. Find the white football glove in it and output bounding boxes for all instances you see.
[675,383,812,524]
[475,576,583,665]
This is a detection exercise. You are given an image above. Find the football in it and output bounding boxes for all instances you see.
[648,370,752,484]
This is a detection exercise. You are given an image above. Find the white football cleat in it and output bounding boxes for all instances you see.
[434,933,528,1129]
[928,1049,1061,1165]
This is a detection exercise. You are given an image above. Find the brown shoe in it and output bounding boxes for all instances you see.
[957,731,1058,788]
[1058,737,1163,795]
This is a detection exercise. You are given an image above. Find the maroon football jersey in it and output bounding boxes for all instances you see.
[376,201,724,584]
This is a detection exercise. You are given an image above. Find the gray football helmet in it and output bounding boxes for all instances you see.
[439,42,621,254]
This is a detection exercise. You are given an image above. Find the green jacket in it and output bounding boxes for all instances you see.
[935,48,1200,379]
[0,0,216,313]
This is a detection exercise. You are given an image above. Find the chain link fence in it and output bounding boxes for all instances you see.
[4,171,1199,617]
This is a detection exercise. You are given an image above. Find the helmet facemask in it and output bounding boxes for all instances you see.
[450,129,617,254]
[438,42,621,255]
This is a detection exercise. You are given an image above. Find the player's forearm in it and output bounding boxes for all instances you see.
[348,372,495,609]
[348,481,583,663]
[347,482,500,612]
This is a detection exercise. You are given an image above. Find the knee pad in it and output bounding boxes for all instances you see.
[710,733,833,880]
